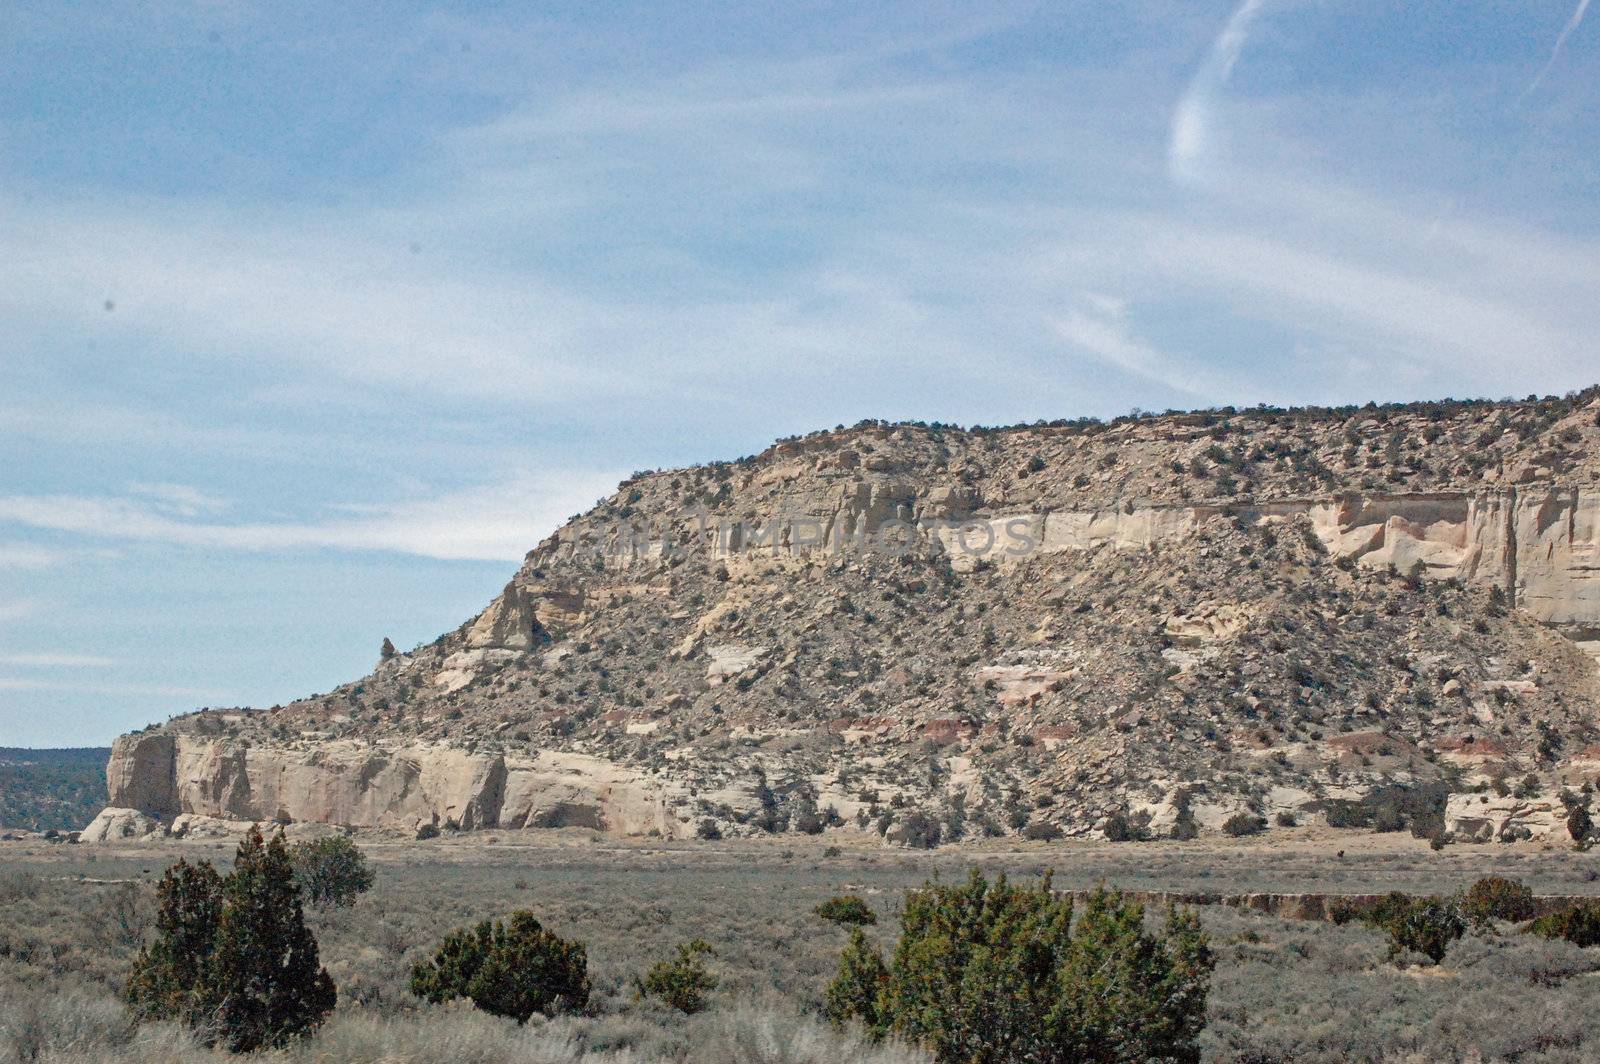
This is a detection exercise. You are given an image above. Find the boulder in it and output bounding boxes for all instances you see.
[705,644,767,685]
[81,807,161,842]
[168,813,258,839]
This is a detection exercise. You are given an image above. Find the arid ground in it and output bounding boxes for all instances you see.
[5,830,1600,1062]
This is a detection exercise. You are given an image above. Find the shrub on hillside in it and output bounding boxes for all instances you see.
[817,895,878,926]
[1100,809,1149,842]
[410,910,590,1023]
[127,826,337,1052]
[1461,876,1536,931]
[1317,782,1452,838]
[1528,903,1600,948]
[289,835,374,910]
[1023,820,1064,841]
[888,811,941,850]
[637,938,718,1014]
[1222,812,1267,837]
[825,870,1213,1063]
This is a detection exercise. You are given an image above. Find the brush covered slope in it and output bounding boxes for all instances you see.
[89,390,1600,844]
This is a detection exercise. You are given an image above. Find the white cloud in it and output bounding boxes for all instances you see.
[0,195,645,409]
[0,469,625,562]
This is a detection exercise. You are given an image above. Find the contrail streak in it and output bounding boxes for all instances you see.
[1524,0,1591,99]
[1169,0,1272,183]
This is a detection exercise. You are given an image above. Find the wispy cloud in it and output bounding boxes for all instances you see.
[0,470,625,562]
[0,599,44,625]
[1050,298,1239,403]
[0,653,120,668]
[1525,0,1592,99]
[127,483,230,517]
[1169,0,1274,183]
[1130,220,1590,378]
[0,196,641,409]
[0,544,71,571]
[0,677,231,700]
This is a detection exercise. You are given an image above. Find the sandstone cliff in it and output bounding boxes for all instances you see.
[95,389,1600,842]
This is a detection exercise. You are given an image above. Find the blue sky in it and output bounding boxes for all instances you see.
[3,1,1597,746]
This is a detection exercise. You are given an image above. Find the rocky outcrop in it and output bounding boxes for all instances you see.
[97,733,690,838]
[105,733,178,815]
[466,583,547,650]
[1444,793,1569,842]
[635,487,1600,650]
[499,751,688,835]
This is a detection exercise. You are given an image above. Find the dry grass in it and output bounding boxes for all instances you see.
[6,832,1600,1062]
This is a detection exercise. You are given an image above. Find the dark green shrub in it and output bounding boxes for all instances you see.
[1357,895,1464,964]
[1371,800,1409,833]
[415,822,440,840]
[289,835,373,910]
[824,928,889,1032]
[410,910,590,1023]
[816,895,878,926]
[825,870,1213,1063]
[128,826,337,1052]
[1461,876,1535,931]
[1330,891,1412,928]
[126,859,225,1029]
[1528,903,1600,947]
[890,811,942,849]
[1318,782,1452,837]
[211,827,338,1051]
[636,938,717,1014]
[1101,810,1147,841]
[1169,795,1200,840]
[1568,805,1593,843]
[1222,813,1266,837]
[1322,800,1370,829]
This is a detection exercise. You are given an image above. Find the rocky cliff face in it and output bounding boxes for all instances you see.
[100,732,682,836]
[96,390,1600,842]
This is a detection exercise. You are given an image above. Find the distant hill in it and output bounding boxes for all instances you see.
[0,747,110,831]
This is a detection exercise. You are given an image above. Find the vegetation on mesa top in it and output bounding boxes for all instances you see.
[630,383,1600,475]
